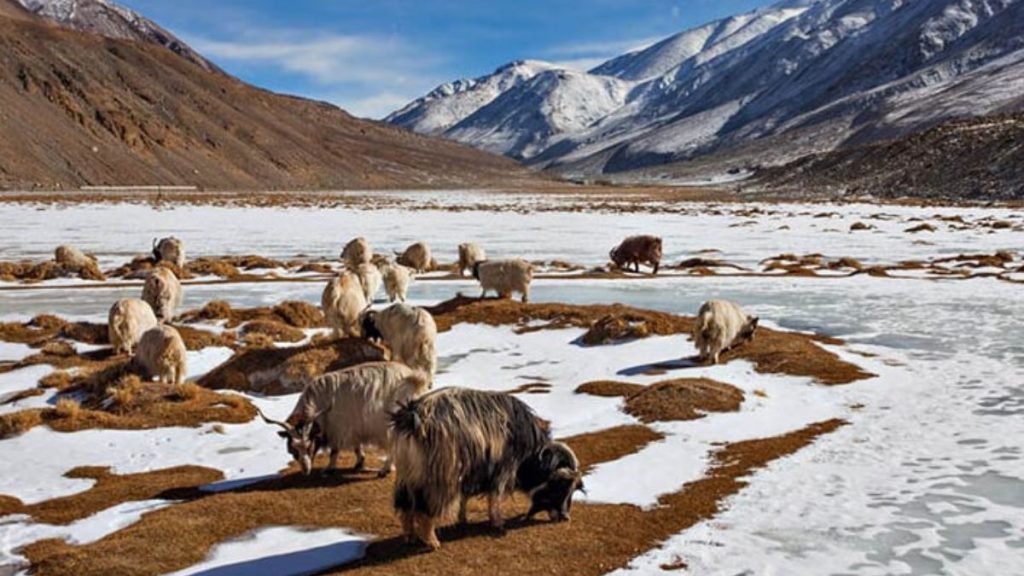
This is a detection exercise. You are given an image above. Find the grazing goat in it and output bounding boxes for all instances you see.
[610,235,663,274]
[108,298,158,355]
[391,387,583,550]
[361,304,436,379]
[141,267,182,322]
[54,245,96,269]
[379,261,412,303]
[152,237,185,269]
[321,272,367,338]
[354,262,383,303]
[473,259,533,303]
[258,361,429,476]
[458,243,487,277]
[135,325,187,385]
[341,237,372,268]
[692,299,759,365]
[396,242,432,273]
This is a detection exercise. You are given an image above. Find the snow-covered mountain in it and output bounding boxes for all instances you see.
[16,0,217,71]
[388,0,1024,177]
[386,60,560,135]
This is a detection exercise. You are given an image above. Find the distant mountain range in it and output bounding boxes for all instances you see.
[0,0,539,190]
[388,0,1024,182]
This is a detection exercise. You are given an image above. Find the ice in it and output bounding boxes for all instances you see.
[0,201,1021,575]
[166,526,367,576]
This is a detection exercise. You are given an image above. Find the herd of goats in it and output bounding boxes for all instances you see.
[48,233,760,551]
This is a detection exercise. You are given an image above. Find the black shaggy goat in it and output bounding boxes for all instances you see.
[390,387,583,550]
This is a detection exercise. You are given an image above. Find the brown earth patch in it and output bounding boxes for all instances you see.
[579,315,652,345]
[0,315,108,347]
[0,465,224,525]
[173,324,237,351]
[906,223,937,233]
[506,383,552,395]
[428,297,871,385]
[18,419,843,576]
[0,259,105,283]
[624,379,743,423]
[198,337,387,395]
[180,300,325,329]
[575,380,645,397]
[575,378,744,423]
[0,374,256,439]
[240,320,306,343]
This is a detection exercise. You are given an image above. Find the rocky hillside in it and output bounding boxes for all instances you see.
[0,1,541,191]
[757,112,1024,201]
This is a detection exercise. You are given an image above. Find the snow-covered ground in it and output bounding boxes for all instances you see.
[0,200,1022,575]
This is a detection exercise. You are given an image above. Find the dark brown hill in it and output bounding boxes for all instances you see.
[0,3,543,191]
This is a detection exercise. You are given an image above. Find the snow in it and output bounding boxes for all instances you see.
[166,526,367,576]
[0,201,1022,574]
[0,499,173,569]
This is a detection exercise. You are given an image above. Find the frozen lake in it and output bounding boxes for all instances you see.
[0,199,1022,575]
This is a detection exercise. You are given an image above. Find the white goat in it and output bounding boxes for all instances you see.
[379,261,413,303]
[257,361,430,476]
[361,303,437,380]
[473,259,533,303]
[141,267,183,322]
[321,272,367,337]
[341,237,372,269]
[108,298,159,356]
[458,243,487,277]
[135,325,188,385]
[691,299,759,365]
[152,237,186,269]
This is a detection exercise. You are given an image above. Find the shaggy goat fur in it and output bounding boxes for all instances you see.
[396,242,432,273]
[379,262,412,303]
[141,267,183,322]
[610,235,663,274]
[457,243,487,277]
[692,299,759,365]
[152,237,186,268]
[108,298,159,356]
[321,272,368,338]
[54,245,96,269]
[265,362,430,476]
[361,304,437,379]
[354,262,383,303]
[341,237,372,268]
[391,388,582,550]
[135,325,187,385]
[473,259,533,303]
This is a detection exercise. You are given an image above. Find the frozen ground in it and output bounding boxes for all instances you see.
[0,200,1022,575]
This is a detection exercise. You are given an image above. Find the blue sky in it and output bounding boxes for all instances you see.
[118,0,775,119]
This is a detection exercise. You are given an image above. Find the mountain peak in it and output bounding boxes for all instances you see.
[16,0,217,72]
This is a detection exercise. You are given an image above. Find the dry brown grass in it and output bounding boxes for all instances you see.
[575,378,744,423]
[624,379,744,423]
[173,324,237,351]
[174,382,201,401]
[0,465,224,525]
[18,420,843,576]
[180,300,325,329]
[198,337,387,395]
[0,316,107,347]
[428,297,872,385]
[579,315,651,346]
[53,398,81,419]
[574,380,645,397]
[0,259,105,283]
[240,320,306,343]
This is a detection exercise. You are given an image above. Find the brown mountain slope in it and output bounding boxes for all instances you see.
[757,113,1024,201]
[0,6,544,191]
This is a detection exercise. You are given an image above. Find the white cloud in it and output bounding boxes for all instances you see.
[184,29,444,118]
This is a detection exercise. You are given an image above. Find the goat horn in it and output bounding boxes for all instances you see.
[256,408,293,432]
